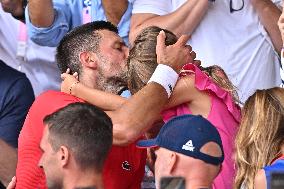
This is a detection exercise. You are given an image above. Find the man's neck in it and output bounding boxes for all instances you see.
[101,0,128,26]
[185,178,211,189]
[63,170,103,189]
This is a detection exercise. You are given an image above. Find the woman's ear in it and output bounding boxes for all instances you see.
[79,51,98,69]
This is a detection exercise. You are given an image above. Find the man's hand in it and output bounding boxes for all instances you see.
[1,0,23,16]
[251,0,282,53]
[6,176,16,189]
[278,6,284,46]
[156,30,195,72]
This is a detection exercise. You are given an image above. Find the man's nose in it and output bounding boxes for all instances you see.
[38,157,43,169]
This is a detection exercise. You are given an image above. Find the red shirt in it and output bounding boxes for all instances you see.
[16,91,146,189]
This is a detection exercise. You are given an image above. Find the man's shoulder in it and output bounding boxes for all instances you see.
[21,91,84,138]
[29,90,84,120]
[37,90,82,102]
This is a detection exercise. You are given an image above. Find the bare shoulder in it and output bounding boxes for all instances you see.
[177,74,195,88]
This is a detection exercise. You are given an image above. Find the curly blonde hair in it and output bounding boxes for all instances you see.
[234,87,284,189]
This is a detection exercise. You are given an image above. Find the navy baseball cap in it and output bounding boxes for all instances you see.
[137,115,224,165]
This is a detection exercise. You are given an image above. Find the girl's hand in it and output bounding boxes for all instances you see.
[61,68,80,95]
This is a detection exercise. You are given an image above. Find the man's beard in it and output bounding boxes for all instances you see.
[96,68,128,95]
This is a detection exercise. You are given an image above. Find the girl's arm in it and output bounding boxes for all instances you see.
[61,73,126,111]
[61,73,199,111]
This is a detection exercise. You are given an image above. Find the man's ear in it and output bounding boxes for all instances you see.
[59,146,70,168]
[79,51,98,69]
[168,152,177,175]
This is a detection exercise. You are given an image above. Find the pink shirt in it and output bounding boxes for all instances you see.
[162,64,241,189]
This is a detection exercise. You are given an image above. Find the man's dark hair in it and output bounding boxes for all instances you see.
[43,102,113,172]
[56,21,118,74]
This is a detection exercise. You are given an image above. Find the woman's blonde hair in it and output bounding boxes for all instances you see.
[127,26,238,102]
[234,87,284,189]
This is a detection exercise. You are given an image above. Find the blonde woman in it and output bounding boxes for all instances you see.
[234,87,284,189]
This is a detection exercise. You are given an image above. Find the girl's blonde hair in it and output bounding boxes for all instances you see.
[234,87,284,189]
[127,26,238,103]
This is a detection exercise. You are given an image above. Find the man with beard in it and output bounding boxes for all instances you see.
[14,21,193,189]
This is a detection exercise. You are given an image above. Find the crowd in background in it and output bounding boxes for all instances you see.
[0,0,284,189]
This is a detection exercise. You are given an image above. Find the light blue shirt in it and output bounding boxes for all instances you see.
[25,0,132,47]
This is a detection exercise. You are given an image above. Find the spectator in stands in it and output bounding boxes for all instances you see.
[129,0,282,102]
[277,5,284,87]
[137,114,224,189]
[61,26,240,189]
[235,87,284,189]
[40,103,112,189]
[0,60,34,187]
[25,0,132,46]
[15,21,193,189]
[0,3,61,96]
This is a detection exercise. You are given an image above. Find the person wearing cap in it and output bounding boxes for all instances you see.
[137,114,224,189]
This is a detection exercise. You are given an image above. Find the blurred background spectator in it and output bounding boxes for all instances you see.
[0,59,34,188]
[0,3,60,96]
[25,0,132,46]
[235,87,284,189]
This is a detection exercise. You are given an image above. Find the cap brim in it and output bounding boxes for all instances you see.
[136,138,159,148]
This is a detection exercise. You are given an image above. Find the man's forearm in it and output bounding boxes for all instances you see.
[0,139,17,187]
[28,0,54,27]
[130,0,208,44]
[109,33,192,145]
[109,83,168,145]
[251,0,282,53]
[102,0,128,26]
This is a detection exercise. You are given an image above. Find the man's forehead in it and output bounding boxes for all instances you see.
[40,125,49,147]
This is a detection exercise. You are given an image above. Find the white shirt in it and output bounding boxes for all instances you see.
[132,0,282,102]
[0,7,60,96]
